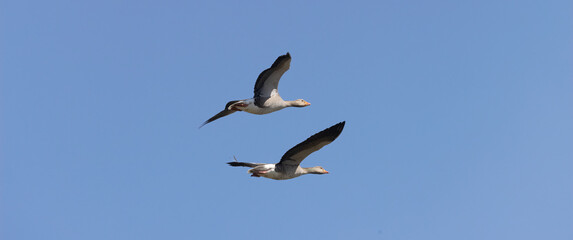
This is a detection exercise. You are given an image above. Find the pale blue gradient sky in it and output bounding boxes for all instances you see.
[2,1,572,239]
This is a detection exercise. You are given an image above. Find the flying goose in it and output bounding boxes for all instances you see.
[227,121,345,180]
[200,53,310,128]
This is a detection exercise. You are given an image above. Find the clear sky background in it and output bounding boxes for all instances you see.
[2,1,572,239]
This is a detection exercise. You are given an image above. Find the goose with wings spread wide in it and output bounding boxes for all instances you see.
[200,53,310,128]
[227,122,345,180]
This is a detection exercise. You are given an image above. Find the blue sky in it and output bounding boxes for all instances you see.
[2,0,572,239]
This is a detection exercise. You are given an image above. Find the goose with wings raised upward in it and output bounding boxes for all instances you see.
[200,53,310,128]
[227,121,345,180]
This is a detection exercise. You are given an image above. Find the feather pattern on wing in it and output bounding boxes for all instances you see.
[278,121,345,166]
[199,100,239,128]
[253,53,291,100]
[227,162,261,168]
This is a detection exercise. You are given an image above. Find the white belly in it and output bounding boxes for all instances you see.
[236,99,286,115]
[244,105,284,115]
[262,171,298,180]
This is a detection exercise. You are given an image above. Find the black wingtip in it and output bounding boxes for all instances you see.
[199,118,213,129]
[331,121,345,131]
[338,121,346,127]
[227,162,254,167]
[269,53,291,69]
[313,121,345,142]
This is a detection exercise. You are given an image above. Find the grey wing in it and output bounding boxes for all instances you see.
[278,121,345,166]
[253,53,291,99]
[227,162,262,168]
[199,109,236,128]
[199,100,239,128]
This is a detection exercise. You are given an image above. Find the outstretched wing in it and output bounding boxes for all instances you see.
[253,53,291,99]
[199,100,239,128]
[278,122,345,166]
[227,162,260,168]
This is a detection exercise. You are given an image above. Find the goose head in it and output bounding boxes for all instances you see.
[289,99,311,107]
[305,166,329,174]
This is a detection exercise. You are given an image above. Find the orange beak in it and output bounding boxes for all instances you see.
[305,101,311,106]
[324,170,329,174]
